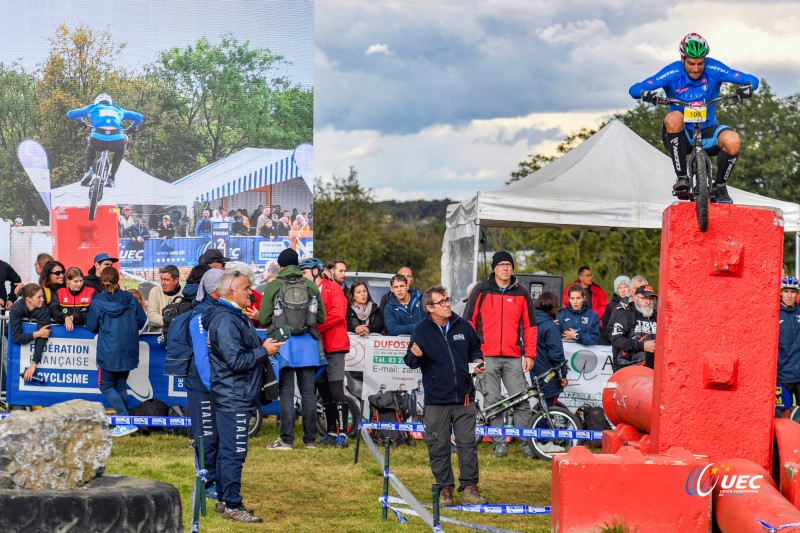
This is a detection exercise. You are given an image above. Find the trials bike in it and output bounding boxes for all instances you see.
[81,120,135,221]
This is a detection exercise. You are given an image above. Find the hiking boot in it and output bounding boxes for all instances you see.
[80,170,94,186]
[223,506,263,523]
[521,441,536,459]
[319,434,337,446]
[713,183,733,204]
[267,438,293,451]
[110,424,138,437]
[493,443,508,458]
[438,486,454,508]
[216,502,254,514]
[335,435,349,448]
[461,484,488,505]
[672,176,690,193]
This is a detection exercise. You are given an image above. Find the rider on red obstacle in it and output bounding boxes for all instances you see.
[629,33,758,204]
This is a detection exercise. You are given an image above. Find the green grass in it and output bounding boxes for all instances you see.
[107,417,554,532]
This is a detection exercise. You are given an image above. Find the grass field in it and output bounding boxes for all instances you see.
[108,416,555,532]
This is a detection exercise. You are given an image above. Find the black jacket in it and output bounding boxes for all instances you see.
[601,294,626,345]
[346,303,385,334]
[202,299,269,412]
[609,305,657,369]
[9,299,50,364]
[0,261,21,304]
[404,312,483,405]
[84,266,104,294]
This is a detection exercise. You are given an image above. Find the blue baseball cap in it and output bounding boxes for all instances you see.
[93,252,119,264]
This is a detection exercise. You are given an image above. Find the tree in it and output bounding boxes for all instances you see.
[152,35,312,165]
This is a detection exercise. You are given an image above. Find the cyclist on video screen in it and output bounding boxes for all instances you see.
[67,93,143,188]
[628,33,758,204]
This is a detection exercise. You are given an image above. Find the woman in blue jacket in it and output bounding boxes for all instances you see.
[86,267,147,437]
[530,292,567,405]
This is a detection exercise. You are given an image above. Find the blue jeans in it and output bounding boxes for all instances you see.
[278,366,317,445]
[98,368,131,416]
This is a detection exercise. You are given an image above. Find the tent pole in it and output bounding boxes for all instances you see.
[472,219,481,283]
[795,232,799,277]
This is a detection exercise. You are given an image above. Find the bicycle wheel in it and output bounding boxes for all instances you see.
[88,177,103,221]
[529,406,581,460]
[247,408,263,438]
[316,396,362,437]
[695,156,710,232]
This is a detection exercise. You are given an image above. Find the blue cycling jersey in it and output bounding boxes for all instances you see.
[66,103,143,142]
[629,57,758,129]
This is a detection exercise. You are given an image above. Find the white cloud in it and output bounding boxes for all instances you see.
[537,19,610,44]
[365,43,391,55]
[314,110,621,201]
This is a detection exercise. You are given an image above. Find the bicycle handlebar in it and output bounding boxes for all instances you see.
[531,361,569,385]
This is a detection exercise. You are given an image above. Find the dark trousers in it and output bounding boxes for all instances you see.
[98,368,131,416]
[215,410,250,508]
[87,136,126,178]
[187,388,218,489]
[278,366,317,444]
[423,403,479,490]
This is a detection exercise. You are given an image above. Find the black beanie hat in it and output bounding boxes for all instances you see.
[491,250,515,270]
[277,248,299,267]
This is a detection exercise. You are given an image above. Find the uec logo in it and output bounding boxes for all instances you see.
[685,463,763,497]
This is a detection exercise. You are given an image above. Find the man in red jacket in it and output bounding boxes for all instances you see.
[562,266,609,326]
[463,251,537,459]
[300,257,352,447]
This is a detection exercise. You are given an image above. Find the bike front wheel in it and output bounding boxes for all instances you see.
[529,406,581,460]
[88,178,103,221]
[694,157,711,232]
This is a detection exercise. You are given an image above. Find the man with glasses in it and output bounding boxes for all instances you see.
[562,266,609,326]
[405,285,487,507]
[609,285,658,370]
[464,250,537,459]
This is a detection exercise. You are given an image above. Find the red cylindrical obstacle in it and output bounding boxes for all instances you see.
[714,458,800,533]
[602,366,654,433]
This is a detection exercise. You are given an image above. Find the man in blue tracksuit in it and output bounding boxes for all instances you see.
[779,276,800,409]
[384,273,423,335]
[202,271,283,523]
[66,93,143,188]
[404,285,487,508]
[629,33,757,203]
[557,285,601,346]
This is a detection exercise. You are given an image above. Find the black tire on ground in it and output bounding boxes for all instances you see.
[0,475,182,533]
[529,406,581,461]
[316,396,362,437]
[248,408,264,437]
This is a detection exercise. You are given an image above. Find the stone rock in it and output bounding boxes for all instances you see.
[0,399,112,490]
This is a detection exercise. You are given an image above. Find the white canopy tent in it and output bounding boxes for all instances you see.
[52,160,188,209]
[442,119,800,304]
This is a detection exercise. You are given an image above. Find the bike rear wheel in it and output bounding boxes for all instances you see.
[529,406,581,460]
[248,408,264,438]
[694,157,710,232]
[316,396,362,437]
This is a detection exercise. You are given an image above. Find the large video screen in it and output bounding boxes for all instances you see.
[1,1,313,286]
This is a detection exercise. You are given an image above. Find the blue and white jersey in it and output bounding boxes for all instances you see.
[66,103,143,141]
[629,57,758,128]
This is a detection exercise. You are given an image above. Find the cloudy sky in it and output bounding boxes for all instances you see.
[314,0,800,201]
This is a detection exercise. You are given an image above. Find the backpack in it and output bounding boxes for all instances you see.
[577,403,611,447]
[161,296,194,347]
[367,390,410,446]
[163,311,195,376]
[129,398,170,435]
[271,277,316,336]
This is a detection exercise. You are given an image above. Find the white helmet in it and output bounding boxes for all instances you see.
[94,93,112,105]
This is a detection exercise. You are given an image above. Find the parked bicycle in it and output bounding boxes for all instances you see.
[475,361,581,460]
[650,85,752,232]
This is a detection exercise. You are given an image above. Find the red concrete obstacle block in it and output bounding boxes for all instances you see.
[774,418,800,509]
[652,203,783,471]
[713,458,800,533]
[601,423,646,455]
[552,445,710,532]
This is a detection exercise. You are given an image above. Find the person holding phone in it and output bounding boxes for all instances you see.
[11,284,52,381]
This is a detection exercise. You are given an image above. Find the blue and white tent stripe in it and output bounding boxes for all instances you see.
[197,154,299,202]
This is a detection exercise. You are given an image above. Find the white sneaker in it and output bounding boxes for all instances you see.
[539,441,565,454]
[267,439,293,451]
[110,425,139,437]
